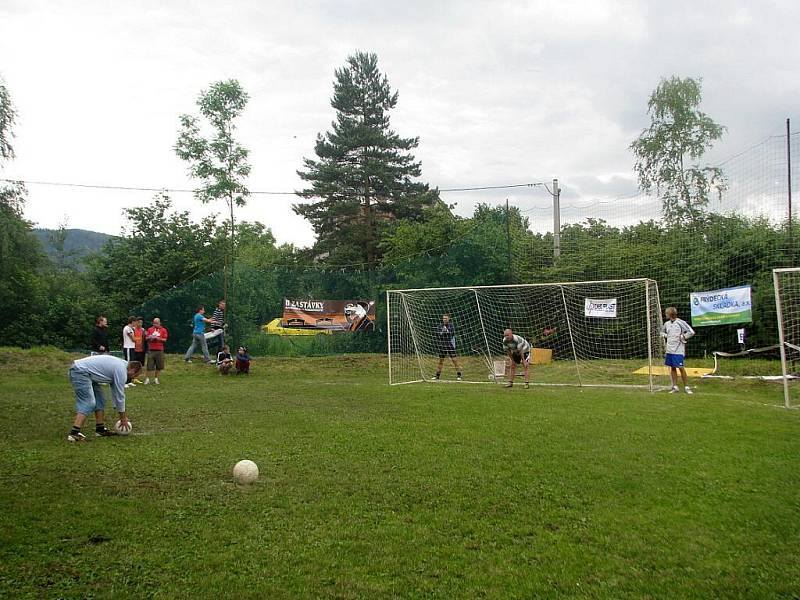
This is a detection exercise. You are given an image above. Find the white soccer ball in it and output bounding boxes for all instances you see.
[233,459,259,485]
[115,419,133,435]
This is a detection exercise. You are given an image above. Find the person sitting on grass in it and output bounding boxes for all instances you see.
[67,355,141,442]
[502,328,531,389]
[217,345,234,375]
[235,346,251,374]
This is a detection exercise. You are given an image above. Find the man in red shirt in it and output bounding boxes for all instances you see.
[133,317,146,365]
[144,317,169,385]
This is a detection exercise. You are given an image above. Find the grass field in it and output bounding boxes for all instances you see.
[1,347,799,598]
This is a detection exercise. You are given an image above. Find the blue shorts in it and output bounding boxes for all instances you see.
[665,353,685,368]
[69,367,106,415]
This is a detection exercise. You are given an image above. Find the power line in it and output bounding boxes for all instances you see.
[0,178,545,195]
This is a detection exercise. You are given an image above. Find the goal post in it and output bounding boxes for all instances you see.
[387,278,668,390]
[773,267,800,408]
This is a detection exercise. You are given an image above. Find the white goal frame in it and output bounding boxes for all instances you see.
[773,267,800,408]
[387,278,665,391]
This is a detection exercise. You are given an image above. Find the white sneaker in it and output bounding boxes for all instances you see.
[154,378,160,385]
[685,386,693,395]
[669,386,679,393]
[144,378,150,385]
[124,383,133,388]
[457,376,462,382]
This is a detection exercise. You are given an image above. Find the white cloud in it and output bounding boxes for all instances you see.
[1,0,798,246]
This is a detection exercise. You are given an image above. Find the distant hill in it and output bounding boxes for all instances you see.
[33,228,116,269]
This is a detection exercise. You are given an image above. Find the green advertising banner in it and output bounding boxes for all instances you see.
[689,285,752,327]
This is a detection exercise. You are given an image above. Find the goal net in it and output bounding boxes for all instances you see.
[387,278,668,390]
[773,267,800,408]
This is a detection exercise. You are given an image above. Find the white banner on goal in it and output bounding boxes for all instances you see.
[584,298,618,318]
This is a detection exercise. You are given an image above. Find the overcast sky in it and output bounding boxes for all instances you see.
[1,0,797,246]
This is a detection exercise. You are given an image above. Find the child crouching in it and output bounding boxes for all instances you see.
[235,346,251,374]
[217,345,234,375]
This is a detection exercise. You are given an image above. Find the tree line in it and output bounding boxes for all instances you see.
[0,55,792,355]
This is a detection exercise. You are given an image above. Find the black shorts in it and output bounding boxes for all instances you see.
[123,348,136,362]
[439,347,457,359]
[510,351,530,365]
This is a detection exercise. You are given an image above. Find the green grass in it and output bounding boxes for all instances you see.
[1,349,799,598]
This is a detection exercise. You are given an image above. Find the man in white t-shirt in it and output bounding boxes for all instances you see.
[122,316,136,362]
[662,306,696,394]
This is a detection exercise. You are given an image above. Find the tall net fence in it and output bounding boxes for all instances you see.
[505,131,800,356]
[131,130,798,360]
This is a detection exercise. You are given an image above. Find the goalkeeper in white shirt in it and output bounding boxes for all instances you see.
[661,306,696,394]
[502,328,531,389]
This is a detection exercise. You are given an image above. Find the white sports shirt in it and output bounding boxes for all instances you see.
[122,325,136,349]
[502,334,531,355]
[662,318,695,355]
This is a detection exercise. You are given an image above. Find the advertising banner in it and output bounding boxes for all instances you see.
[584,298,618,318]
[281,299,375,332]
[690,285,752,327]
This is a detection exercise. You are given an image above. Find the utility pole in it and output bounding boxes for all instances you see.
[506,198,513,284]
[552,178,561,260]
[788,118,794,266]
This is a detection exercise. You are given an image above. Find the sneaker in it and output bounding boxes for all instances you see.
[504,382,513,388]
[457,376,462,382]
[133,379,144,385]
[669,386,680,394]
[154,378,160,385]
[685,387,694,395]
[144,378,150,385]
[125,383,134,388]
[67,432,86,442]
[433,374,440,381]
[95,427,118,437]
[185,359,193,364]
[524,382,530,389]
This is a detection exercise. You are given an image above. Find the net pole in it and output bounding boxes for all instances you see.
[645,279,654,392]
[506,199,513,284]
[386,291,393,385]
[773,269,792,408]
[400,293,427,381]
[560,285,583,387]
[472,289,494,376]
[788,118,794,266]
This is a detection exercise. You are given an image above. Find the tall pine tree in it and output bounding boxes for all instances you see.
[295,51,438,266]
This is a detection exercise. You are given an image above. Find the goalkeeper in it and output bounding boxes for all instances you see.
[662,306,695,394]
[502,328,531,389]
[434,314,463,381]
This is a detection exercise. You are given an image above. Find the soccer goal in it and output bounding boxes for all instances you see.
[387,278,668,390]
[772,267,800,408]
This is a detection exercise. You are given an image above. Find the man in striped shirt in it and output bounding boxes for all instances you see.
[502,328,531,389]
[206,299,226,349]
